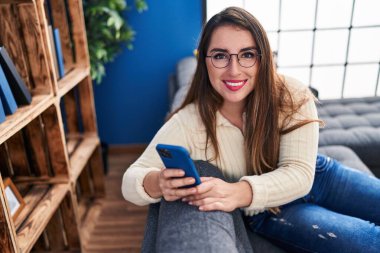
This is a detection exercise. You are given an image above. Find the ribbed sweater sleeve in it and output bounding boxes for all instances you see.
[121,115,188,206]
[240,96,319,215]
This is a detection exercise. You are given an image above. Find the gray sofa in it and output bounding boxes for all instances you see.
[164,56,380,252]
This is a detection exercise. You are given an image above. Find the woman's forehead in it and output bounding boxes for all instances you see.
[208,25,257,51]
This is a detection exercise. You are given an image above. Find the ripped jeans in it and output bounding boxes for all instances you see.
[247,154,380,253]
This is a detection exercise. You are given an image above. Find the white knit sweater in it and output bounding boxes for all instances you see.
[122,76,319,216]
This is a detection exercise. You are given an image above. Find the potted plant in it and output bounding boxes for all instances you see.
[83,0,147,84]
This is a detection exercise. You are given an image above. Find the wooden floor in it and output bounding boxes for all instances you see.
[83,150,148,253]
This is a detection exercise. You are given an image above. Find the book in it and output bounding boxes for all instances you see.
[0,47,32,105]
[53,28,65,78]
[0,96,6,123]
[48,25,60,78]
[0,64,17,115]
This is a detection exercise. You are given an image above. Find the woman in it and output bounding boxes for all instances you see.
[122,7,380,253]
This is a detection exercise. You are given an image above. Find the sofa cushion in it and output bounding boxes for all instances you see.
[169,57,197,112]
[318,145,372,175]
[176,57,196,88]
[170,85,190,112]
[318,97,380,175]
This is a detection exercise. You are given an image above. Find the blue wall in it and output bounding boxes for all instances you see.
[93,0,202,144]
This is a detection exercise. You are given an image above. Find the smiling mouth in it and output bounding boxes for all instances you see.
[223,80,247,91]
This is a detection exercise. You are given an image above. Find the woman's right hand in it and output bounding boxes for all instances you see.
[158,168,197,201]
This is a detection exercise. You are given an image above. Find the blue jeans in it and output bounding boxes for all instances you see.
[247,154,380,253]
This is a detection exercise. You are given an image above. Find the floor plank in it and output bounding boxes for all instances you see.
[83,151,148,252]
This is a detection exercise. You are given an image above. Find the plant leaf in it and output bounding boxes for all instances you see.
[83,0,148,84]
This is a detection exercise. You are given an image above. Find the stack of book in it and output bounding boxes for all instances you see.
[0,47,32,124]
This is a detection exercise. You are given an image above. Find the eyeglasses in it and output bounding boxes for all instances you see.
[206,50,261,68]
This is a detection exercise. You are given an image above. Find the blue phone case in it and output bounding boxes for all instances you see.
[156,144,201,186]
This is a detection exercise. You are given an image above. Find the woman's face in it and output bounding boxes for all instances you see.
[205,25,259,111]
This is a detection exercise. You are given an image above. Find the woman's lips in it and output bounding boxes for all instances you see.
[223,80,247,91]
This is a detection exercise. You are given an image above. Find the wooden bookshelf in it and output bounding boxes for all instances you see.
[0,0,104,252]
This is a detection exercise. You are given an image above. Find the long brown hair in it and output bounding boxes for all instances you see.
[173,7,318,176]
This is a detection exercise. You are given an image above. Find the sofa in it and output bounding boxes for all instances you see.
[165,56,380,252]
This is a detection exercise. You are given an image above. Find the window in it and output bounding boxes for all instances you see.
[206,0,380,99]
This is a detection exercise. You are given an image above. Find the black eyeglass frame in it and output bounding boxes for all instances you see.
[205,51,262,69]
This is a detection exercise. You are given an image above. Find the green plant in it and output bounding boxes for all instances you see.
[83,0,148,84]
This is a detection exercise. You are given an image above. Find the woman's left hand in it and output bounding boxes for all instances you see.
[182,177,252,212]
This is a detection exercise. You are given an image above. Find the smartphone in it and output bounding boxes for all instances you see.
[156,144,201,187]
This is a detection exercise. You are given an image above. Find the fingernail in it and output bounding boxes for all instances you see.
[199,206,204,211]
[182,198,187,202]
[188,201,193,205]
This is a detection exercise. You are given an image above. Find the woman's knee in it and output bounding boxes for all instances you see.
[194,160,225,179]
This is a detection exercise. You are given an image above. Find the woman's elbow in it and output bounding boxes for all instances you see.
[300,166,315,196]
[121,170,153,206]
[121,172,131,201]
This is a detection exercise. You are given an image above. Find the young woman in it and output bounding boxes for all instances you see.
[122,7,380,253]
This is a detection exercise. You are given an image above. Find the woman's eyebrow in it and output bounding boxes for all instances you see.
[209,46,258,53]
[239,46,258,52]
[209,48,228,53]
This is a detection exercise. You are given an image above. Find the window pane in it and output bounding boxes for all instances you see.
[206,0,244,21]
[348,28,380,63]
[277,67,310,86]
[281,0,316,30]
[313,30,348,65]
[267,32,278,52]
[353,0,380,26]
[278,31,313,66]
[311,66,344,99]
[245,0,279,31]
[343,64,378,97]
[317,0,353,28]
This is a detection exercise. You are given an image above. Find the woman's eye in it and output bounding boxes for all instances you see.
[240,52,256,59]
[213,53,228,60]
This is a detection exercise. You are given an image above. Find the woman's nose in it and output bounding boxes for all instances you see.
[227,55,241,75]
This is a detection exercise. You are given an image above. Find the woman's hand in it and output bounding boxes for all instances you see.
[158,168,198,201]
[182,177,252,212]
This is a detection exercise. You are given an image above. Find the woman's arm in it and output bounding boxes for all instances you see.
[143,171,162,198]
[240,95,319,214]
[121,114,190,206]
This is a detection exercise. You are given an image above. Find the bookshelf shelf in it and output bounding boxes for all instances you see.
[16,184,68,253]
[0,0,104,251]
[77,199,102,244]
[14,184,50,229]
[0,94,54,144]
[57,66,90,97]
[69,135,100,182]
